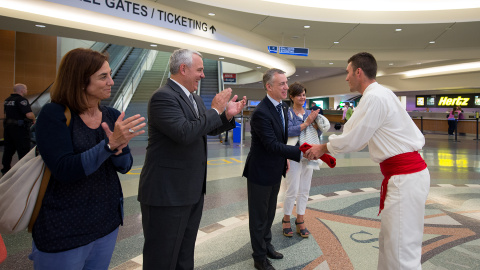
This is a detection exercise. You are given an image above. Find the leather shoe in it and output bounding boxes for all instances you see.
[266,248,283,259]
[254,259,275,270]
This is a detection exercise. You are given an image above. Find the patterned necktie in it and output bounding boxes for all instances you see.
[189,94,199,117]
[276,104,285,132]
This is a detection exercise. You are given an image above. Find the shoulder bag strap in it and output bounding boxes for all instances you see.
[28,106,71,232]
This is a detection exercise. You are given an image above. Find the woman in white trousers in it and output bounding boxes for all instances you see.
[282,82,319,238]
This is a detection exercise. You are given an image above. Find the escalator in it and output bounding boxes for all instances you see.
[124,51,171,140]
[101,47,143,107]
[199,58,219,109]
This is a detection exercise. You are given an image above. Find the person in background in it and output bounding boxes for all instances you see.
[282,82,319,238]
[342,102,354,123]
[1,83,35,175]
[309,104,323,115]
[447,106,464,135]
[30,48,146,270]
[138,48,246,270]
[305,52,430,269]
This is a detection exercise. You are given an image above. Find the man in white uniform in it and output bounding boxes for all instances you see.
[305,52,430,269]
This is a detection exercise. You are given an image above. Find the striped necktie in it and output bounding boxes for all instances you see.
[189,94,199,117]
[276,104,285,132]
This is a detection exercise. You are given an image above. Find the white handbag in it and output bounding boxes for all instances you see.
[0,106,70,234]
[0,147,49,234]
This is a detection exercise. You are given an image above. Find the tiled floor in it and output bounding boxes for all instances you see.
[1,126,480,270]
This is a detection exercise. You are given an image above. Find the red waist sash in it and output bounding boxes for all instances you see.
[378,151,427,215]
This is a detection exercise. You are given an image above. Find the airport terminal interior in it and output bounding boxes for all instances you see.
[1,0,480,269]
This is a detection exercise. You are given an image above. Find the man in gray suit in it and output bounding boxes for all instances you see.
[138,48,246,270]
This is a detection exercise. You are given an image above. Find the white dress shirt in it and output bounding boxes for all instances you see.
[327,82,425,163]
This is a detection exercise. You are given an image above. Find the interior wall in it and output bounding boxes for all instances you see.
[14,32,57,96]
[0,30,16,118]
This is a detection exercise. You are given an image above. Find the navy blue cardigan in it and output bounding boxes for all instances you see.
[33,103,132,252]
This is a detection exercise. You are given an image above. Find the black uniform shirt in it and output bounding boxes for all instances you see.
[4,94,32,120]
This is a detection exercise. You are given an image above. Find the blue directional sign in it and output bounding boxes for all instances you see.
[268,46,278,53]
[279,46,309,57]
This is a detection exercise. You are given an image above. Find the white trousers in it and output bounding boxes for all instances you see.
[378,168,430,270]
[283,159,314,216]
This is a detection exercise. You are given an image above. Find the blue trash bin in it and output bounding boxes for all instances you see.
[233,122,241,143]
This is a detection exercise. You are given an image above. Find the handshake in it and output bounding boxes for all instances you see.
[300,143,336,168]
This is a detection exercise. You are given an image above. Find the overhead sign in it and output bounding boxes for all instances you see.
[267,46,278,54]
[416,94,480,108]
[223,73,236,84]
[45,0,237,42]
[279,46,308,57]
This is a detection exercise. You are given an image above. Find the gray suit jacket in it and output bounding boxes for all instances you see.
[138,79,235,206]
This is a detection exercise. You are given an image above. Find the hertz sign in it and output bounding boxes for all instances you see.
[437,96,470,106]
[416,94,480,108]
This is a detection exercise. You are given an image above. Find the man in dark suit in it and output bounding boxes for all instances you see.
[243,68,304,270]
[138,48,246,270]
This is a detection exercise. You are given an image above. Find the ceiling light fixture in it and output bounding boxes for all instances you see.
[304,25,310,28]
[429,41,436,44]
[334,41,339,44]
[329,63,333,65]
[35,24,46,28]
[150,44,157,47]
[261,0,480,11]
[400,61,480,78]
[395,28,402,31]
[208,13,215,16]
[219,57,224,60]
[389,63,394,66]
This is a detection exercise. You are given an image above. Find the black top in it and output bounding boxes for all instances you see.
[4,94,32,120]
[33,103,130,252]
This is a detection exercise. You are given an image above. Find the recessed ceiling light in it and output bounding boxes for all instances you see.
[35,24,46,28]
[219,57,224,60]
[389,63,394,66]
[417,62,422,65]
[429,41,436,44]
[329,62,334,65]
[304,25,310,29]
[305,70,309,73]
[295,74,299,76]
[208,13,215,16]
[150,44,157,47]
[395,28,402,32]
[257,67,261,69]
[334,41,339,44]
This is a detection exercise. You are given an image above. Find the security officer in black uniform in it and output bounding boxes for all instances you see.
[1,83,35,175]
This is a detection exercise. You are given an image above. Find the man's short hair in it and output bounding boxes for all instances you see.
[169,49,202,75]
[13,83,26,93]
[263,68,285,90]
[348,52,377,80]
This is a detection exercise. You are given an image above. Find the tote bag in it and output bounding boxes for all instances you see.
[0,107,70,234]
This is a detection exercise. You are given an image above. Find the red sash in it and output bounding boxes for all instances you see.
[378,151,427,215]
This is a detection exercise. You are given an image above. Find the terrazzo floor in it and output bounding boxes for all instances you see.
[1,125,480,270]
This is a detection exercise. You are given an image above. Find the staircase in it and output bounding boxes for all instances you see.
[124,51,171,140]
[102,47,143,107]
[199,58,219,109]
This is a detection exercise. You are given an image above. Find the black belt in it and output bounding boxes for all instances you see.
[5,119,24,126]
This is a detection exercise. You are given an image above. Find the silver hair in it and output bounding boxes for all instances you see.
[13,83,27,93]
[169,49,203,75]
[262,68,285,90]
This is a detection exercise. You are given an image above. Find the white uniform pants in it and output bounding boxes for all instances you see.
[378,168,430,270]
[283,159,314,216]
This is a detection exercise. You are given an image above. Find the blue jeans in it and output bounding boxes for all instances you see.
[29,227,119,270]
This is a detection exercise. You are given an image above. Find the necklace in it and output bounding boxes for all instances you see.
[292,106,304,115]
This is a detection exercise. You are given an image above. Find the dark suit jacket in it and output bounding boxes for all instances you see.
[243,96,301,186]
[138,79,236,206]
